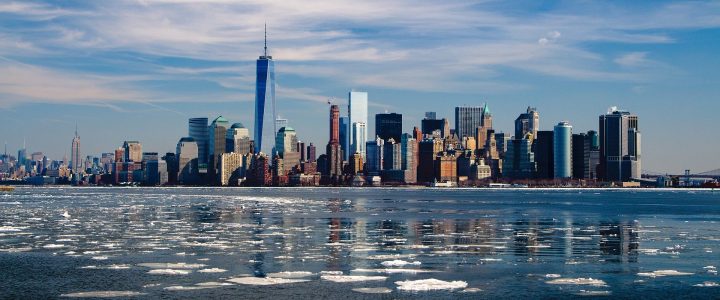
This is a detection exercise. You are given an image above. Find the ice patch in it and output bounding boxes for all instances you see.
[637,270,693,277]
[353,268,438,274]
[196,282,234,287]
[164,286,214,291]
[265,271,315,278]
[321,275,387,283]
[320,271,343,276]
[198,268,227,273]
[575,290,611,296]
[380,260,421,267]
[694,281,720,287]
[147,269,191,275]
[546,278,607,287]
[226,277,309,285]
[60,291,146,297]
[395,279,468,291]
[43,244,65,249]
[138,263,206,269]
[352,287,392,294]
[545,274,561,278]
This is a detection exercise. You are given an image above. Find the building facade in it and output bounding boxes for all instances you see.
[599,108,641,182]
[553,121,573,179]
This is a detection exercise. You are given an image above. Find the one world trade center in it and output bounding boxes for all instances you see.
[254,25,276,154]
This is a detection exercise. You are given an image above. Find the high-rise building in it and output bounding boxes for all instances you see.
[208,116,230,182]
[339,116,349,160]
[296,141,306,162]
[176,137,199,184]
[307,143,316,163]
[274,127,297,158]
[375,113,402,142]
[365,136,384,174]
[587,130,600,179]
[599,108,641,182]
[435,152,458,182]
[274,117,288,133]
[515,107,539,141]
[254,25,276,154]
[425,112,436,120]
[503,139,536,179]
[142,152,160,185]
[572,133,589,179]
[188,117,209,164]
[417,137,444,183]
[401,134,417,183]
[474,103,493,150]
[421,117,450,138]
[383,138,402,171]
[534,131,554,179]
[123,141,142,163]
[553,121,573,179]
[348,91,368,160]
[326,105,343,178]
[220,152,244,186]
[226,123,251,154]
[455,104,491,140]
[71,126,81,173]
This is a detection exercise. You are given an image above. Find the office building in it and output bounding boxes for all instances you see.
[553,121,573,179]
[365,137,384,174]
[254,26,276,154]
[401,133,417,183]
[417,138,444,183]
[455,104,491,140]
[325,105,343,178]
[503,139,536,179]
[572,133,590,179]
[176,137,198,184]
[422,117,450,138]
[274,127,297,158]
[515,107,540,141]
[226,123,252,154]
[123,141,142,163]
[220,152,244,186]
[339,116,349,160]
[348,91,368,159]
[188,117,209,164]
[599,108,641,182]
[383,138,401,171]
[375,113,402,142]
[534,131,554,179]
[208,116,230,182]
[142,152,160,185]
[307,143,316,163]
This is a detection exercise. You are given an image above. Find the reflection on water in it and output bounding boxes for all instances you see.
[0,188,719,298]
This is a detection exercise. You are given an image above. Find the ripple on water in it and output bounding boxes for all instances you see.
[59,291,146,298]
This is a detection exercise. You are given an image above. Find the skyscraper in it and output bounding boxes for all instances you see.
[375,113,402,142]
[348,91,368,159]
[503,139,536,179]
[455,104,491,140]
[176,137,198,184]
[188,117,209,165]
[599,108,641,182]
[208,116,230,182]
[515,107,540,141]
[572,133,590,179]
[365,136,384,174]
[71,126,81,173]
[325,105,343,178]
[254,25,276,154]
[534,131,554,179]
[383,138,401,171]
[275,127,297,158]
[307,143,316,163]
[339,116,349,160]
[123,141,142,163]
[553,121,573,179]
[421,116,450,138]
[401,133,417,183]
[226,123,252,154]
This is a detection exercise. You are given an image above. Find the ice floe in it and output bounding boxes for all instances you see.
[637,270,693,277]
[265,271,315,278]
[546,278,607,287]
[147,269,191,275]
[380,260,421,267]
[321,275,387,283]
[226,277,309,285]
[198,268,227,273]
[694,281,720,287]
[395,279,468,291]
[60,291,146,297]
[352,287,392,294]
[138,263,206,269]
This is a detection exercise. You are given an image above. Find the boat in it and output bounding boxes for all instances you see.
[0,186,15,192]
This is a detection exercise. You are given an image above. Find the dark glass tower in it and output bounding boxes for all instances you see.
[254,25,276,154]
[375,113,402,142]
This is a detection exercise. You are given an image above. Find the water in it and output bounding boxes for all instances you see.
[1,187,719,298]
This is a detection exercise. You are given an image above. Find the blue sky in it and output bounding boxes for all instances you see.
[0,0,718,174]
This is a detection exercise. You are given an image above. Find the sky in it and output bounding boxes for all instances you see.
[0,0,718,174]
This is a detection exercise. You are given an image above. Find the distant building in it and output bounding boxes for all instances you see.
[226,123,252,155]
[208,116,230,183]
[176,137,199,184]
[71,127,82,173]
[421,118,449,139]
[455,104,491,140]
[123,141,142,163]
[401,133,417,183]
[503,138,536,179]
[470,159,492,181]
[142,152,160,185]
[417,137,443,183]
[339,116,349,160]
[534,131,554,179]
[553,121,573,179]
[383,138,402,171]
[348,91,368,159]
[365,137,384,175]
[515,107,539,142]
[254,28,276,155]
[220,152,244,186]
[599,108,641,182]
[572,133,589,179]
[188,117,209,164]
[274,127,297,158]
[375,113,402,142]
[435,152,458,182]
[306,143,317,163]
[325,105,343,179]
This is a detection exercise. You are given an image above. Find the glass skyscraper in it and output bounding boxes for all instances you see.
[254,27,276,154]
[188,117,209,165]
[348,91,368,159]
[553,121,573,179]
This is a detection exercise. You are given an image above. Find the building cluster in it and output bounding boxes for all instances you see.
[0,29,657,188]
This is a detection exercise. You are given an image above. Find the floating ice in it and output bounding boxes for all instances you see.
[138,263,206,269]
[319,271,343,276]
[198,268,227,273]
[637,270,693,277]
[321,275,387,283]
[265,271,315,278]
[353,268,437,274]
[395,279,468,291]
[546,278,607,286]
[575,290,611,296]
[42,244,65,249]
[380,260,421,267]
[694,281,720,287]
[59,291,146,297]
[164,286,214,291]
[545,274,561,278]
[352,287,392,294]
[226,277,309,285]
[147,269,191,275]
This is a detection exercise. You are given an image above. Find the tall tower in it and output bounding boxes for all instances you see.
[598,108,641,182]
[71,124,82,173]
[329,104,340,143]
[326,104,343,178]
[553,121,573,179]
[348,91,368,159]
[254,24,276,154]
[515,107,539,141]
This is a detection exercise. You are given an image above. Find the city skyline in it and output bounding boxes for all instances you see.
[1,1,719,174]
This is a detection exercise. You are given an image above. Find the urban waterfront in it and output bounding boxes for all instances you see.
[1,187,720,298]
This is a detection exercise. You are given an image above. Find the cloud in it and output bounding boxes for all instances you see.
[614,52,648,67]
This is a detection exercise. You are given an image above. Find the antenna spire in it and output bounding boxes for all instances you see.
[264,23,268,57]
[75,122,78,137]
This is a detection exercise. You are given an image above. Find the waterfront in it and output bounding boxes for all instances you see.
[1,187,720,299]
